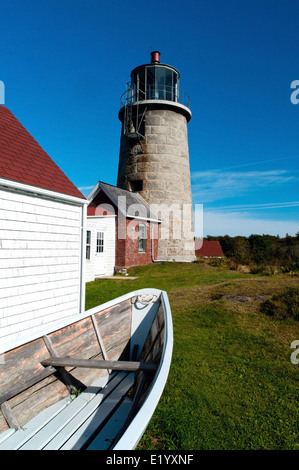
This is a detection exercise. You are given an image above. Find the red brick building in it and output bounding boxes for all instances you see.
[195,240,224,258]
[87,181,161,271]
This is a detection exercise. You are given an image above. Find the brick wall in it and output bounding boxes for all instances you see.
[88,188,160,270]
[115,218,159,270]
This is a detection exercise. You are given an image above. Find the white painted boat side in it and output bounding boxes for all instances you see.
[112,289,173,450]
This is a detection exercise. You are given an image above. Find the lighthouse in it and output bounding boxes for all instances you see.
[117,51,195,262]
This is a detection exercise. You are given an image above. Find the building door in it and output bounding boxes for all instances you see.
[94,231,106,276]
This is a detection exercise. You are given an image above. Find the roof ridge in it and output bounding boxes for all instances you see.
[94,181,161,221]
[0,106,85,200]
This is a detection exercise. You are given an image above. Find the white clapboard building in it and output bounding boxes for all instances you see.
[0,105,88,351]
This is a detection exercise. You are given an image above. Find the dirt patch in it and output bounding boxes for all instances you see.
[211,294,270,302]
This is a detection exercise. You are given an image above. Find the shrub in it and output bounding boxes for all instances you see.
[207,257,228,268]
[280,259,299,275]
[260,287,299,320]
[249,264,278,276]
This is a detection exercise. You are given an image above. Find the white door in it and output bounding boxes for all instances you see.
[94,231,106,276]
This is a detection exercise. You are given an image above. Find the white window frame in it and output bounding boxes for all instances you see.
[96,231,104,253]
[138,223,146,253]
[86,230,91,260]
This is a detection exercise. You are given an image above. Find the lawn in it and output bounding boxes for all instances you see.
[85,261,299,450]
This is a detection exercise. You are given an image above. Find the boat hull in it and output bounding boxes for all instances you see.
[0,288,173,450]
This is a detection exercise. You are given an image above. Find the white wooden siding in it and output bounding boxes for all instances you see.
[85,217,115,282]
[0,188,84,349]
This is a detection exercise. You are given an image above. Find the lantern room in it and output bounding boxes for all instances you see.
[131,51,180,103]
[120,51,190,110]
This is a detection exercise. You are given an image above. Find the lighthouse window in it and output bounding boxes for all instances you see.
[143,66,179,102]
[131,65,180,103]
[166,69,175,101]
[131,180,143,192]
[147,67,155,99]
[138,68,145,101]
[156,67,165,99]
[138,224,147,253]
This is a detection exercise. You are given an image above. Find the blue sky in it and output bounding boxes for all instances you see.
[1,0,298,237]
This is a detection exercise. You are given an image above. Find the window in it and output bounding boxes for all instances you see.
[144,65,179,102]
[155,67,165,100]
[138,224,146,253]
[86,230,91,260]
[146,66,155,99]
[165,68,174,101]
[96,231,104,253]
[131,180,143,192]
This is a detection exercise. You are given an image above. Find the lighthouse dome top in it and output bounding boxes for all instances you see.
[120,51,191,120]
[130,51,180,79]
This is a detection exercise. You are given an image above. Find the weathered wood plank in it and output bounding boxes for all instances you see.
[45,301,132,387]
[47,316,101,360]
[0,366,56,405]
[91,314,109,361]
[0,298,132,437]
[9,372,70,431]
[43,335,80,392]
[92,300,132,355]
[41,357,157,372]
[0,338,50,393]
[1,402,20,430]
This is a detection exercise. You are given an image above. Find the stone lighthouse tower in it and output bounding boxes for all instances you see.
[117,51,195,262]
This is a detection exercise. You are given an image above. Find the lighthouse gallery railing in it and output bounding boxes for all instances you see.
[120,85,190,110]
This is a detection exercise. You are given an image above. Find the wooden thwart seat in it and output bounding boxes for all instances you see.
[41,357,157,372]
[0,357,157,450]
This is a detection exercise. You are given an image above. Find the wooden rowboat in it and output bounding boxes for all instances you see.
[0,288,173,450]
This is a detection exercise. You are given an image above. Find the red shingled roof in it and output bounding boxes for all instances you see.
[0,105,85,199]
[195,240,224,257]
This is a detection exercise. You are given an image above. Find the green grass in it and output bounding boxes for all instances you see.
[85,261,299,450]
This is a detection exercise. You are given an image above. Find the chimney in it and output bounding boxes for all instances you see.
[151,51,160,64]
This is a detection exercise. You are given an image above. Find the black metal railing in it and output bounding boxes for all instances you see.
[120,85,190,109]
